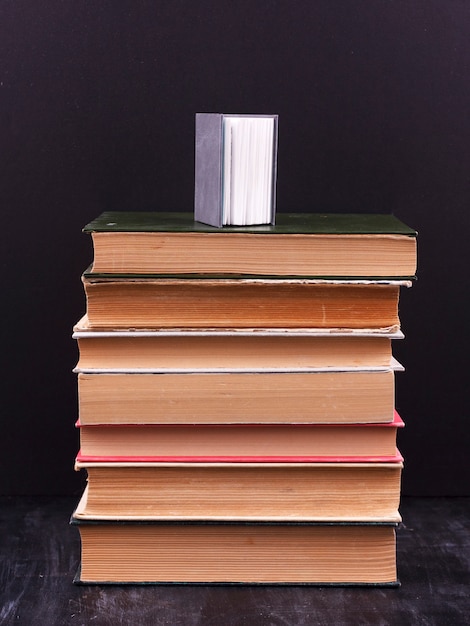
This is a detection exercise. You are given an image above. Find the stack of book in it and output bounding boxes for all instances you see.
[71,211,417,585]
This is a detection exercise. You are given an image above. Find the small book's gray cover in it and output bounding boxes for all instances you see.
[194,113,224,227]
[194,113,278,228]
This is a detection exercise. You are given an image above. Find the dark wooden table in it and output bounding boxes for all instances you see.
[1,496,469,625]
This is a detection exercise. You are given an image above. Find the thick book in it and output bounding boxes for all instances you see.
[77,368,398,425]
[71,498,399,585]
[73,457,403,522]
[73,316,403,374]
[76,410,404,460]
[82,212,417,278]
[82,273,407,331]
[194,113,279,227]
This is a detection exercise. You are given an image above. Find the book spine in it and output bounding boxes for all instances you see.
[194,113,223,227]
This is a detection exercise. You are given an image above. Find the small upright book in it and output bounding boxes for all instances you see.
[194,113,279,227]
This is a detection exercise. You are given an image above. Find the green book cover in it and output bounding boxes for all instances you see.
[83,211,417,236]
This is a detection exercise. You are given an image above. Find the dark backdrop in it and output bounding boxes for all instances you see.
[1,1,468,496]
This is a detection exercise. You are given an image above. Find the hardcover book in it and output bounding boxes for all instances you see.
[72,501,399,586]
[77,368,399,425]
[73,458,403,522]
[194,113,279,227]
[82,212,417,278]
[76,410,404,460]
[81,274,407,331]
[73,318,403,374]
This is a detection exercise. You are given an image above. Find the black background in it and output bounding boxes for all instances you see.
[1,1,468,497]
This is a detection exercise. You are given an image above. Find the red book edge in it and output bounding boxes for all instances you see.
[75,448,404,464]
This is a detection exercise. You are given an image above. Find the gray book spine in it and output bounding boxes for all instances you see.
[194,113,224,227]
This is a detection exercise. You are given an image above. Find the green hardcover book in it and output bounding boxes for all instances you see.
[83,212,417,279]
[71,489,400,586]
